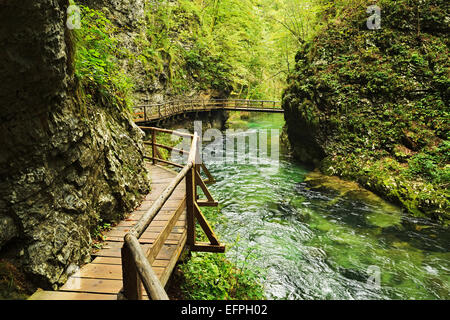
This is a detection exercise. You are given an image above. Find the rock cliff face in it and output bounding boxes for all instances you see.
[83,0,146,28]
[0,0,149,288]
[282,0,449,222]
[82,0,230,105]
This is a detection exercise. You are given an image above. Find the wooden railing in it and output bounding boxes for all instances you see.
[133,99,282,123]
[120,127,225,300]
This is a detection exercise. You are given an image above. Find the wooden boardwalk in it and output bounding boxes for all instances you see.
[30,164,186,300]
[133,98,283,124]
[30,127,223,300]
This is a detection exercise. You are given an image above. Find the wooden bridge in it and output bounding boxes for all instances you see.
[133,98,283,124]
[30,127,224,300]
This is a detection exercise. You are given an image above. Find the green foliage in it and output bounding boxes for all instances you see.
[176,199,265,300]
[283,0,450,221]
[73,4,134,108]
[72,0,329,102]
[405,141,450,186]
[91,219,112,242]
[178,252,265,300]
[138,0,326,100]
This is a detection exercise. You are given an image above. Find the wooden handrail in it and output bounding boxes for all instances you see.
[135,98,281,108]
[144,156,185,169]
[132,98,283,123]
[123,234,169,300]
[130,131,198,239]
[130,161,194,239]
[139,126,194,138]
[188,133,198,164]
[149,143,190,155]
[121,129,224,300]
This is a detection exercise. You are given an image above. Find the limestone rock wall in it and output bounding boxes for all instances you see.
[0,0,149,288]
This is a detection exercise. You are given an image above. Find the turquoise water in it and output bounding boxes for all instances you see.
[179,112,450,300]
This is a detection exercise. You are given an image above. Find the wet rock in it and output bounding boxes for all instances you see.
[304,170,403,228]
[337,266,369,283]
[84,0,145,28]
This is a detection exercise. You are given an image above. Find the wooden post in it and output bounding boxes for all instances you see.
[194,203,220,245]
[124,234,169,300]
[121,243,142,300]
[201,163,216,184]
[195,163,201,200]
[186,166,196,246]
[144,106,147,122]
[186,133,198,247]
[194,145,202,200]
[152,129,157,165]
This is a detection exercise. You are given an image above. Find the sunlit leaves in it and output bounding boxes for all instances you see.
[73,5,134,107]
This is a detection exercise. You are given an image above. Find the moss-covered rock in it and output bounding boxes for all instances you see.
[282,0,449,222]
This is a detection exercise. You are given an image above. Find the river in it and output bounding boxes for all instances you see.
[176,111,450,300]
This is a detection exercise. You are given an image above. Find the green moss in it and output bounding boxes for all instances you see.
[283,0,449,222]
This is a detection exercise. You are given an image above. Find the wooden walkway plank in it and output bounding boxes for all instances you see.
[60,278,123,294]
[29,164,188,300]
[29,291,117,300]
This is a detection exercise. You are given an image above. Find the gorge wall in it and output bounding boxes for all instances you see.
[0,0,149,289]
[282,0,449,222]
[80,0,230,106]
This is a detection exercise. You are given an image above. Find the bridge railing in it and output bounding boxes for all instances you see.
[120,127,224,300]
[133,99,282,122]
